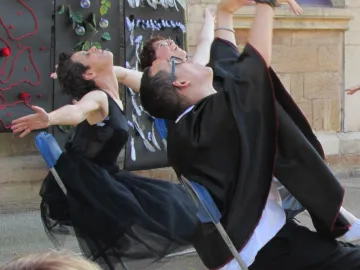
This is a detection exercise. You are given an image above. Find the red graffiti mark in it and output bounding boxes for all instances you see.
[0,94,31,129]
[0,0,38,41]
[0,0,42,129]
[0,45,41,91]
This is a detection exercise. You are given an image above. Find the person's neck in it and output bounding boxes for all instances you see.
[95,71,120,99]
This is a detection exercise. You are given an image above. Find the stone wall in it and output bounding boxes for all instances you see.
[236,29,343,132]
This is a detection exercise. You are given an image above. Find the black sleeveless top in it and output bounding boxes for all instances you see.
[66,92,129,172]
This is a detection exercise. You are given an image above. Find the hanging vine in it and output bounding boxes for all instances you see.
[57,1,111,52]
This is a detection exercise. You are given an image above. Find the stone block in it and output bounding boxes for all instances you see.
[318,45,342,72]
[273,30,292,46]
[9,133,37,156]
[186,22,202,46]
[348,8,360,31]
[277,73,291,92]
[346,0,360,7]
[272,45,319,73]
[187,4,205,23]
[345,30,360,45]
[312,98,340,131]
[0,134,12,156]
[0,155,47,184]
[304,72,340,99]
[201,0,220,4]
[294,99,313,125]
[186,0,202,4]
[0,182,33,203]
[290,73,304,99]
[292,30,341,46]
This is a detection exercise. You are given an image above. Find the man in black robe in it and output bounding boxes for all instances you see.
[139,0,360,269]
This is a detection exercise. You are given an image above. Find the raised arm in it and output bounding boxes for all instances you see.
[247,1,275,67]
[191,8,215,65]
[11,90,108,138]
[113,66,142,93]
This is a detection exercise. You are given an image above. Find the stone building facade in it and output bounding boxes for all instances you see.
[1,0,360,211]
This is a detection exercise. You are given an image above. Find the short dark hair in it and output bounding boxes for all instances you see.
[140,68,189,121]
[139,36,166,71]
[56,51,99,99]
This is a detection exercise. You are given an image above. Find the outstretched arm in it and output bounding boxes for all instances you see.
[11,90,108,137]
[345,84,360,95]
[191,8,215,65]
[113,66,142,93]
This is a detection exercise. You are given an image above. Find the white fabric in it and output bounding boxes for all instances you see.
[175,107,286,270]
[219,182,286,269]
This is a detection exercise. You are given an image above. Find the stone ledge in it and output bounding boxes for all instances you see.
[316,131,360,155]
[233,7,352,30]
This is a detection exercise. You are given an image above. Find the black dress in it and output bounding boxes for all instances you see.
[39,92,198,269]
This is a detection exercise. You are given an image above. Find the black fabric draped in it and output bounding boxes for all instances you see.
[167,39,349,269]
[39,92,198,269]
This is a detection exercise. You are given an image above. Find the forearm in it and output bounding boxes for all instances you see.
[192,17,215,65]
[248,3,275,67]
[215,8,236,47]
[113,66,142,92]
[48,105,86,126]
[198,16,214,44]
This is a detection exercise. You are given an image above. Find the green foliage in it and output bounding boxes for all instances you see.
[101,32,111,41]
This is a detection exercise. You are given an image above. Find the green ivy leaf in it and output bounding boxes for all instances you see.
[101,32,111,41]
[85,22,98,34]
[73,41,84,51]
[68,5,73,18]
[82,41,91,51]
[100,5,108,16]
[92,41,102,49]
[101,0,107,4]
[91,12,96,28]
[106,1,111,8]
[72,13,83,24]
[58,5,65,14]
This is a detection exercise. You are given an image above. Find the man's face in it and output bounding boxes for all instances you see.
[71,46,113,80]
[150,57,214,104]
[153,39,187,62]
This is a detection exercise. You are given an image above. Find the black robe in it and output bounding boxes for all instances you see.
[167,39,350,269]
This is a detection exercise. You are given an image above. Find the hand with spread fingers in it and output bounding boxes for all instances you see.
[278,0,303,15]
[11,106,50,138]
[345,84,360,95]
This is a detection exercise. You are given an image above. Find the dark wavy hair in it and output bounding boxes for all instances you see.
[56,51,99,99]
[139,36,166,71]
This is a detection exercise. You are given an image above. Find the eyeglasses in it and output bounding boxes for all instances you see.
[170,56,183,83]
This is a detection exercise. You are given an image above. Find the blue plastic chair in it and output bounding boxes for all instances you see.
[35,132,129,270]
[154,118,167,151]
[179,175,248,270]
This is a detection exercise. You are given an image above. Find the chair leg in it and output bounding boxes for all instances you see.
[213,222,248,270]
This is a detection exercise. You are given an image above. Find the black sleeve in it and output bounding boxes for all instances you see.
[208,38,240,65]
[222,43,272,106]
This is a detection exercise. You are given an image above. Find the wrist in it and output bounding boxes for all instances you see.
[217,4,238,15]
[47,112,54,126]
[254,0,276,8]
